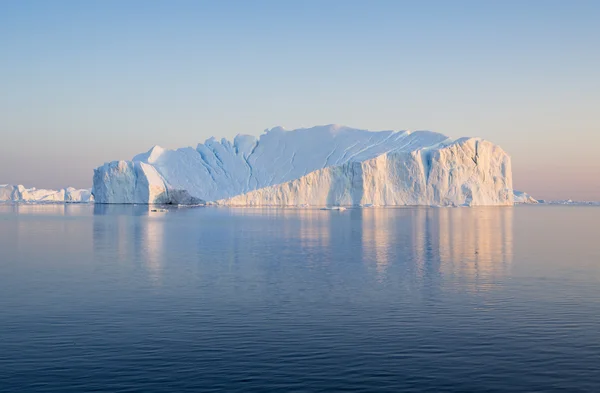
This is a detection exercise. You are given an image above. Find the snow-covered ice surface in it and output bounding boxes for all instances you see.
[0,185,94,203]
[93,125,514,206]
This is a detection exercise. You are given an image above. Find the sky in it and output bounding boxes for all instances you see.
[1,0,598,200]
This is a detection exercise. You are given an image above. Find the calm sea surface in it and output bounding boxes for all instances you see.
[0,205,599,392]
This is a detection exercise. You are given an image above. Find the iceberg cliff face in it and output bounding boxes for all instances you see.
[92,125,514,206]
[217,138,512,206]
[0,185,94,203]
[92,161,202,205]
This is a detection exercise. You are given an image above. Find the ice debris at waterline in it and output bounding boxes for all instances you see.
[92,125,514,206]
[0,184,94,203]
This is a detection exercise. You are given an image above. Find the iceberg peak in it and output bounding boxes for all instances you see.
[133,145,165,164]
[266,126,286,133]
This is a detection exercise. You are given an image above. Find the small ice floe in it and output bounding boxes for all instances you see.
[321,206,346,211]
[150,208,168,213]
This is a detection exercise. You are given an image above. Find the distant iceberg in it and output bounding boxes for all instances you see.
[0,184,93,203]
[92,125,514,206]
[513,190,538,204]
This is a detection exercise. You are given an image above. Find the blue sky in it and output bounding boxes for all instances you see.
[1,0,599,199]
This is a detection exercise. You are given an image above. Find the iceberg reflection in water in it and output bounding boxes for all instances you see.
[92,205,515,292]
[360,207,513,290]
[1,205,599,392]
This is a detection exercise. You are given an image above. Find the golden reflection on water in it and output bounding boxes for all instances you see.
[361,208,395,280]
[359,207,514,291]
[411,208,429,279]
[93,205,166,285]
[88,205,514,290]
[224,206,514,291]
[296,209,331,250]
[8,204,62,215]
[437,207,514,292]
[229,207,333,249]
[141,215,164,285]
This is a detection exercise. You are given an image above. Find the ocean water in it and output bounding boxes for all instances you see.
[0,205,599,392]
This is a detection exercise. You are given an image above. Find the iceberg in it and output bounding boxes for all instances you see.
[513,190,538,204]
[0,185,94,203]
[92,125,514,206]
[92,161,203,205]
[544,199,599,206]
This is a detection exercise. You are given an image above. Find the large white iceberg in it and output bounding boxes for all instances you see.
[0,184,94,203]
[92,125,514,206]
